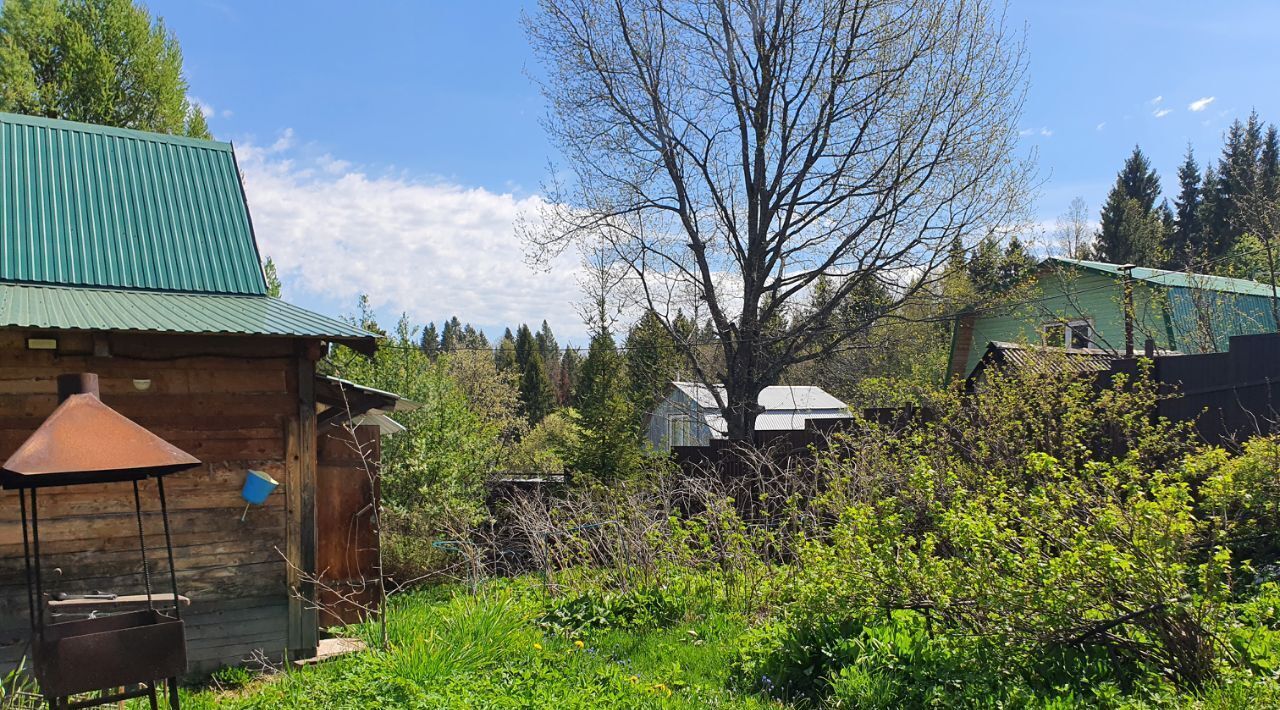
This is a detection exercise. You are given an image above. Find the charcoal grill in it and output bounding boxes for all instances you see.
[3,374,200,709]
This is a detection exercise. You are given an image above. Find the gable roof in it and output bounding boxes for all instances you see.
[1047,257,1279,297]
[0,112,374,349]
[669,382,850,435]
[0,112,265,295]
[671,382,849,412]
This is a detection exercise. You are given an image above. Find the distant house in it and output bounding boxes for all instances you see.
[0,112,393,674]
[948,257,1280,382]
[645,381,852,451]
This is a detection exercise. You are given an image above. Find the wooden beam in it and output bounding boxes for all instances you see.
[285,343,319,658]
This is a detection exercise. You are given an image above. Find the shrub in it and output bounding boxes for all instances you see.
[539,586,685,637]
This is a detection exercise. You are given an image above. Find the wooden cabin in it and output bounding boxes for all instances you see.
[0,112,389,674]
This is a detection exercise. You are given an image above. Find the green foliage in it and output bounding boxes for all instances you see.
[495,328,518,371]
[0,0,209,137]
[792,367,1225,689]
[508,408,581,475]
[572,330,642,482]
[539,586,684,638]
[519,349,557,424]
[326,304,515,582]
[261,256,282,298]
[1190,435,1280,565]
[624,310,690,416]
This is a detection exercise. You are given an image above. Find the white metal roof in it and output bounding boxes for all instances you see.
[670,381,850,436]
[672,382,849,412]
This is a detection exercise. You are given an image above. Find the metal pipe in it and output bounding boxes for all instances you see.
[19,488,35,633]
[30,487,43,636]
[133,480,154,607]
[56,372,99,401]
[156,477,181,620]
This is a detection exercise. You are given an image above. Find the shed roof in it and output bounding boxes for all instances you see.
[1048,257,1279,297]
[966,341,1180,385]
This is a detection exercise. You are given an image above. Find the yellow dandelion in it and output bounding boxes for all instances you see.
[533,643,543,651]
[574,640,585,649]
[628,675,640,684]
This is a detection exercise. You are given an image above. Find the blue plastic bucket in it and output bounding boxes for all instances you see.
[241,469,279,505]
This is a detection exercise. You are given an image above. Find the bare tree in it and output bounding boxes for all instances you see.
[524,0,1032,439]
[1055,196,1093,259]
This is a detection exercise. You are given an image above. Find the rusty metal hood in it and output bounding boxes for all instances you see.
[1,390,200,489]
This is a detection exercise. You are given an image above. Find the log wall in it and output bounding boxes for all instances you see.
[0,330,312,675]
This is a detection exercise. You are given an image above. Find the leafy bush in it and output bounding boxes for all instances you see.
[539,586,684,637]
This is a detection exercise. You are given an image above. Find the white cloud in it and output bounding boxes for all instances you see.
[1153,108,1172,118]
[1018,128,1034,137]
[236,130,587,340]
[1095,122,1106,131]
[1039,127,1053,137]
[1149,95,1164,105]
[268,128,295,153]
[1188,96,1216,112]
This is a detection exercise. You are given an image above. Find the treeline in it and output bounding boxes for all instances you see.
[1089,112,1280,279]
[414,313,710,430]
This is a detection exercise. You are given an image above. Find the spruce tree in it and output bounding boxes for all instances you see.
[1261,125,1280,203]
[518,350,556,424]
[420,322,440,358]
[624,310,682,416]
[1168,147,1202,267]
[573,329,641,482]
[440,316,462,352]
[559,347,582,405]
[494,328,518,371]
[1096,146,1166,266]
[514,324,535,371]
[1208,113,1264,259]
[1198,165,1227,261]
[535,321,559,366]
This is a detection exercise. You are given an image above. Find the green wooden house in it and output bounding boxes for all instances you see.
[947,257,1280,381]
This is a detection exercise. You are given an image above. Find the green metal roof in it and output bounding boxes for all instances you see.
[0,111,266,295]
[1048,257,1280,297]
[0,283,372,347]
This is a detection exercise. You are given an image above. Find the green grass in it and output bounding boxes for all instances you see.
[159,583,779,710]
[119,579,1280,709]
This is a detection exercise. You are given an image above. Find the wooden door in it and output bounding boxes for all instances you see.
[314,424,381,628]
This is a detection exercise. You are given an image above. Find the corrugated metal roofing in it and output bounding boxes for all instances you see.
[0,283,369,342]
[1050,257,1280,297]
[671,382,849,411]
[0,111,266,295]
[981,341,1122,376]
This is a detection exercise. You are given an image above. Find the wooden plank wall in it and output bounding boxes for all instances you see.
[0,330,308,676]
[315,424,381,627]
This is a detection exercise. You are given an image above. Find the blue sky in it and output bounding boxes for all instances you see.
[149,0,1280,342]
